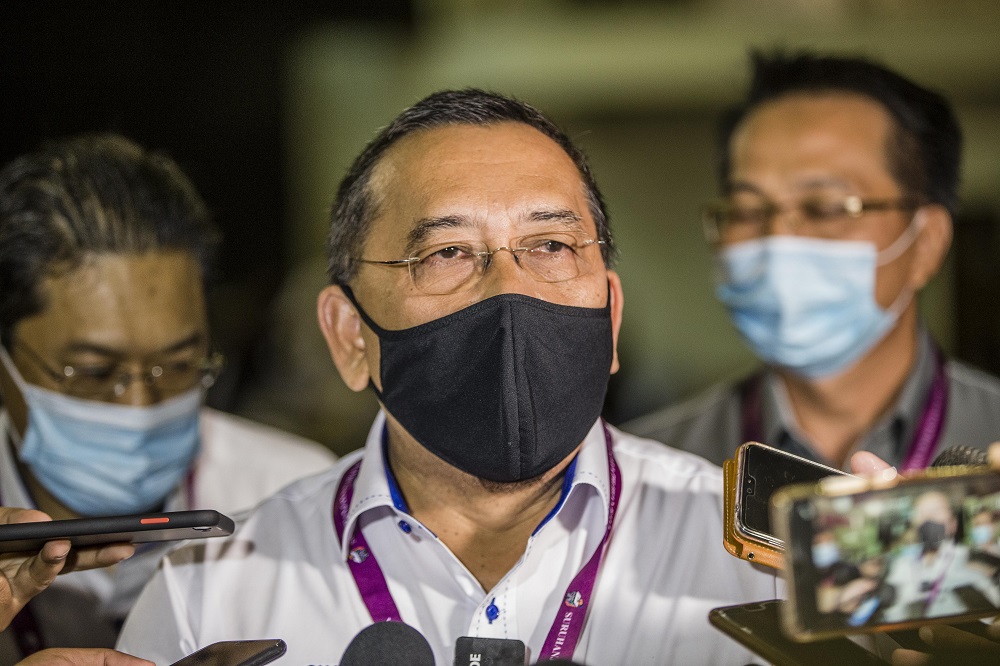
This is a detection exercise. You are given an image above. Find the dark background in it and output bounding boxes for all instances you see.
[0,0,414,412]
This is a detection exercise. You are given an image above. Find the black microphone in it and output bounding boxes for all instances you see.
[339,621,435,666]
[930,445,989,468]
[454,637,526,666]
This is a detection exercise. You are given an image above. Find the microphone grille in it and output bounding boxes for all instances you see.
[930,445,989,468]
[339,622,435,666]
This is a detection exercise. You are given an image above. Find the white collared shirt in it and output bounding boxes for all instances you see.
[0,408,335,654]
[118,413,779,665]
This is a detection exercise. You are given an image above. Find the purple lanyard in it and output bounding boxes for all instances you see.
[740,348,949,471]
[332,423,622,661]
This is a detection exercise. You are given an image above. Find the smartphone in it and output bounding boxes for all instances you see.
[772,468,1000,641]
[0,509,234,553]
[169,639,286,666]
[735,442,848,549]
[709,599,884,665]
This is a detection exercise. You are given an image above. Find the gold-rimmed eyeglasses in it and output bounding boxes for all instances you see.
[14,341,225,401]
[702,194,921,245]
[356,231,607,295]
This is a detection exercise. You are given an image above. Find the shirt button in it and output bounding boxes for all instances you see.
[486,599,500,624]
[398,520,412,534]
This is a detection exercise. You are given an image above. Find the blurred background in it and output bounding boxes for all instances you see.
[2,0,998,456]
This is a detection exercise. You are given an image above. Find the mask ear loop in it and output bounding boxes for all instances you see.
[876,209,927,318]
[0,345,31,394]
[876,209,926,267]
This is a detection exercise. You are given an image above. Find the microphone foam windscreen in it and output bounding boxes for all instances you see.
[339,621,435,666]
[930,445,989,468]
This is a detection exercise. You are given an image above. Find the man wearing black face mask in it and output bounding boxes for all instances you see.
[118,89,778,665]
[882,490,1000,624]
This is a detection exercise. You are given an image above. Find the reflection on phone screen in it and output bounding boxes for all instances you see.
[789,475,1000,633]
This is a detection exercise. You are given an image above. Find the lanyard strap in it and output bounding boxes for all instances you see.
[740,348,949,470]
[332,423,622,660]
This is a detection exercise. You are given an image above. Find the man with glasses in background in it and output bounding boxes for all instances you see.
[0,134,335,660]
[627,52,1000,471]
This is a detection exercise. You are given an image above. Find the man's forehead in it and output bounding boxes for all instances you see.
[375,121,578,177]
[366,122,593,240]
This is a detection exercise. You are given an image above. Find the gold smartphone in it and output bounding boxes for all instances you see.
[772,467,1000,641]
[723,442,847,569]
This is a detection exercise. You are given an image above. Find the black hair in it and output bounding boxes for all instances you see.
[718,51,962,215]
[326,88,614,284]
[0,133,219,345]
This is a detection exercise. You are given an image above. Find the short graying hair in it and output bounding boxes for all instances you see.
[326,88,615,285]
[0,133,219,345]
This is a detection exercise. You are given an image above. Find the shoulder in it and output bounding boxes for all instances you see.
[619,379,745,466]
[200,408,337,465]
[192,409,338,514]
[946,358,1000,402]
[610,425,725,496]
[942,358,1000,444]
[174,450,364,566]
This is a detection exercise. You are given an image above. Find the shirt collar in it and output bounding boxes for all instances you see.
[338,412,612,557]
[761,328,938,464]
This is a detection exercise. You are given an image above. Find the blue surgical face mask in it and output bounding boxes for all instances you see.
[812,541,841,569]
[714,218,922,378]
[972,524,995,547]
[1,347,202,516]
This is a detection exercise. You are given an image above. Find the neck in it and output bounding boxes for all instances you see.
[385,415,573,593]
[777,310,920,467]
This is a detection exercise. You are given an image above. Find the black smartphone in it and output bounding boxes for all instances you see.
[773,468,1000,640]
[0,509,234,553]
[168,639,286,666]
[736,442,848,549]
[709,599,884,666]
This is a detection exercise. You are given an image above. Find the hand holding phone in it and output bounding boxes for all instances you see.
[0,509,234,554]
[0,506,136,630]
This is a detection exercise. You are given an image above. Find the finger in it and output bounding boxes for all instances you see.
[891,648,933,666]
[0,508,51,527]
[59,543,135,575]
[17,648,155,666]
[850,450,894,475]
[917,623,1000,652]
[18,539,71,594]
[989,441,1000,470]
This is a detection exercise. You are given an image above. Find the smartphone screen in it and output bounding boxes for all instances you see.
[169,639,286,666]
[737,443,847,548]
[783,471,1000,639]
[709,600,884,666]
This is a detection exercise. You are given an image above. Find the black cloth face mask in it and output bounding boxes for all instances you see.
[341,285,614,482]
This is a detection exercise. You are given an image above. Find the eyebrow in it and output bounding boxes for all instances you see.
[527,208,584,229]
[726,177,853,196]
[405,215,470,256]
[403,208,585,256]
[63,332,206,359]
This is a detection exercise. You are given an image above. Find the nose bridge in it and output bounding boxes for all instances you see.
[114,366,161,407]
[766,203,799,237]
[480,245,536,296]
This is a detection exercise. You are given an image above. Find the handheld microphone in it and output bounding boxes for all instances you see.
[339,621,435,666]
[930,445,989,468]
[454,637,526,666]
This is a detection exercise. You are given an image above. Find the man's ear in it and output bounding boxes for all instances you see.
[607,271,625,375]
[909,205,953,291]
[317,285,370,392]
